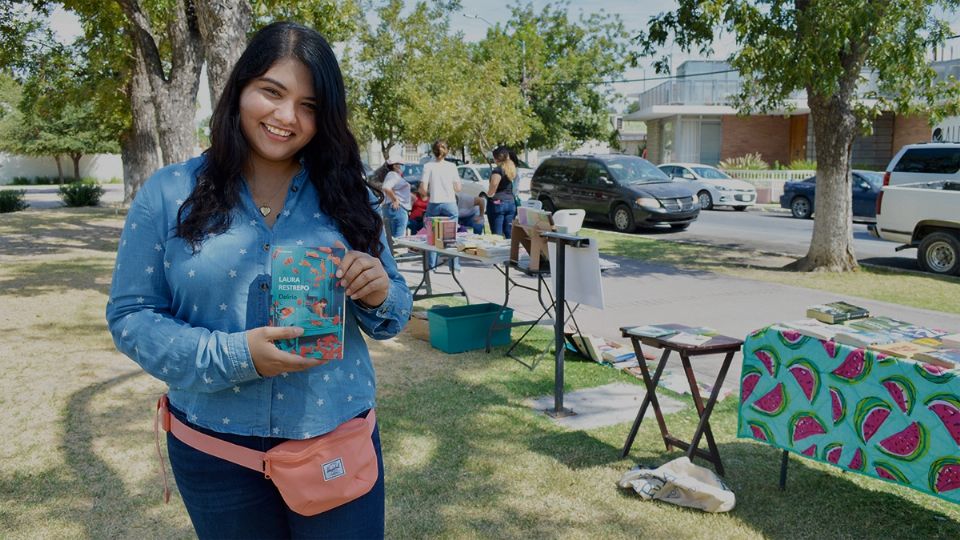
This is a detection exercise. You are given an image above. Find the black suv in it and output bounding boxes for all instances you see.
[530,155,699,233]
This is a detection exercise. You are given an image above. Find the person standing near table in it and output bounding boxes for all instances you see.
[419,139,461,270]
[485,145,518,238]
[105,21,411,539]
[381,153,411,239]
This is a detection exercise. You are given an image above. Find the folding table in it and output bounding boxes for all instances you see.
[619,324,743,475]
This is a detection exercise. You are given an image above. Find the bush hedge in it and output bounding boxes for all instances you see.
[9,176,104,185]
[0,190,29,213]
[58,182,104,207]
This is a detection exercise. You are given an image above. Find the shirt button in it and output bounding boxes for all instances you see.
[263,243,270,252]
[291,186,298,192]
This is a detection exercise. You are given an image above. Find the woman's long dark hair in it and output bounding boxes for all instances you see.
[176,21,383,255]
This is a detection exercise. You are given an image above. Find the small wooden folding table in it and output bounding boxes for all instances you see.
[619,324,743,476]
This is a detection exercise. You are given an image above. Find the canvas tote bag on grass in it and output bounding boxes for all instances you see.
[617,457,735,513]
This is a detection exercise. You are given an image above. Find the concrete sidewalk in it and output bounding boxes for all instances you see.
[398,251,960,392]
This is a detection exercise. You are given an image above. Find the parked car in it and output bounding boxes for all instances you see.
[457,163,532,201]
[779,170,883,219]
[530,154,699,233]
[884,142,960,186]
[870,180,960,275]
[657,162,757,210]
[400,163,424,192]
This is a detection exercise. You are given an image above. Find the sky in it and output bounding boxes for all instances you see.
[44,0,960,117]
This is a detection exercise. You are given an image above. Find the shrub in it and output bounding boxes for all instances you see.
[785,159,817,170]
[9,177,33,185]
[718,152,769,170]
[58,181,104,207]
[0,190,29,213]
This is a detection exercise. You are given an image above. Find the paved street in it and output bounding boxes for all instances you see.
[594,206,920,271]
[2,183,124,209]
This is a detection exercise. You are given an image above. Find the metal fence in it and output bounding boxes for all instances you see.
[723,169,816,204]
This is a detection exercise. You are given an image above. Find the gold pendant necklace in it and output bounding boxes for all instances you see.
[250,178,291,218]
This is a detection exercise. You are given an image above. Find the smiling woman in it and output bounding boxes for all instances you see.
[105,21,412,539]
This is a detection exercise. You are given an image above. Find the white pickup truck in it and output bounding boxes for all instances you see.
[870,180,960,275]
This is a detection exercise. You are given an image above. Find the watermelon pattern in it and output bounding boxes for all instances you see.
[738,326,960,505]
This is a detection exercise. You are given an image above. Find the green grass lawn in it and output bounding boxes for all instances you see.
[2,208,959,538]
[589,228,960,315]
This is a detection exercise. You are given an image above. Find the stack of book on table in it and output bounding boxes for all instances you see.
[455,234,511,258]
[627,324,719,347]
[805,301,870,324]
[777,301,960,370]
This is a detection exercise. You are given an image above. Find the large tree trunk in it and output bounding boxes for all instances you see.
[195,0,251,111]
[121,47,162,203]
[118,0,203,165]
[785,91,859,272]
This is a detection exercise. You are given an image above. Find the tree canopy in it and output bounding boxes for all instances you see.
[475,1,629,151]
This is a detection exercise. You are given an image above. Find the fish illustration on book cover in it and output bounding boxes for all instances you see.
[270,246,346,360]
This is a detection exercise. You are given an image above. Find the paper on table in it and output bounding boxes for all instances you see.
[547,239,605,309]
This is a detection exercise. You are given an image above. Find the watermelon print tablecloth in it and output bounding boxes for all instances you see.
[737,326,960,505]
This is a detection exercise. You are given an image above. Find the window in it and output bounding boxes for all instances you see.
[581,162,608,185]
[893,148,960,174]
[605,157,671,184]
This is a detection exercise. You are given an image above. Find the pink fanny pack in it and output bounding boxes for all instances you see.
[154,395,379,516]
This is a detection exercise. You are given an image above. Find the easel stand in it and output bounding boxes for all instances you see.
[541,231,590,419]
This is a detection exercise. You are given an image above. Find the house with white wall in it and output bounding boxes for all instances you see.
[626,60,931,168]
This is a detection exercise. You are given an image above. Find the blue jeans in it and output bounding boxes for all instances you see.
[382,203,409,239]
[487,198,517,239]
[424,202,460,271]
[167,405,385,539]
[459,210,484,234]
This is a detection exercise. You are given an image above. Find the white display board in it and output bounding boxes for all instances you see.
[547,239,605,309]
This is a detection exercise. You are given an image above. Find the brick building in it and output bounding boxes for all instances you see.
[625,60,933,168]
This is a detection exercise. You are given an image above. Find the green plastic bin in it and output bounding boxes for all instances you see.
[427,303,514,353]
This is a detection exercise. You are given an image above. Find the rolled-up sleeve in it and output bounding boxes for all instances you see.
[105,179,260,392]
[352,231,412,339]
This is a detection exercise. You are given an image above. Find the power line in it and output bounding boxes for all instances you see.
[543,68,740,87]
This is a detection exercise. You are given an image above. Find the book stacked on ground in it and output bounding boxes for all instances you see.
[573,334,636,365]
[805,301,870,324]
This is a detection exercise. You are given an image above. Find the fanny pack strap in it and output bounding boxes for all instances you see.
[152,394,377,502]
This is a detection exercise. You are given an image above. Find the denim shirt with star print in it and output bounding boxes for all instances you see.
[106,155,412,439]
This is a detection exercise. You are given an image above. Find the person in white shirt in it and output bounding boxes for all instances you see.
[380,153,411,239]
[419,139,461,270]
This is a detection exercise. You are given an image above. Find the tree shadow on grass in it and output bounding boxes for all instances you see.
[0,208,123,258]
[660,441,960,539]
[0,258,114,297]
[12,370,194,539]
